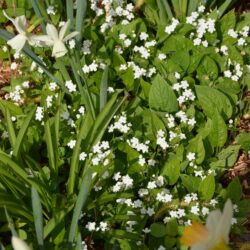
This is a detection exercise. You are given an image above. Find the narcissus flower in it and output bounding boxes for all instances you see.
[35,21,79,58]
[3,11,37,53]
[181,199,233,250]
[12,236,31,250]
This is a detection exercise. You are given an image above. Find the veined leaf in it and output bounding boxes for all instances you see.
[208,109,227,147]
[149,74,178,112]
[199,174,215,201]
[195,85,233,119]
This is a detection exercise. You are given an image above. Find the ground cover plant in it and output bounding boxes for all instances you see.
[0,0,249,249]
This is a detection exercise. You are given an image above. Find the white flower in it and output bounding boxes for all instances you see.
[228,29,238,38]
[35,21,79,58]
[86,222,96,231]
[140,32,148,40]
[47,5,56,15]
[181,199,233,250]
[79,152,87,161]
[124,38,131,47]
[187,152,195,161]
[68,39,76,49]
[10,62,18,70]
[237,37,246,46]
[35,107,44,121]
[158,245,166,250]
[67,140,76,149]
[158,53,166,60]
[65,80,77,93]
[193,38,201,46]
[224,70,232,78]
[191,205,200,215]
[3,11,37,53]
[220,45,228,55]
[12,236,30,250]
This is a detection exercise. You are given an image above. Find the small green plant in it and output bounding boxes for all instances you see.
[0,0,249,249]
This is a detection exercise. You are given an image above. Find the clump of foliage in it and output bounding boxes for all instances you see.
[0,0,249,249]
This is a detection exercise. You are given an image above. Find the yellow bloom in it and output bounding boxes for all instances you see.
[181,199,233,250]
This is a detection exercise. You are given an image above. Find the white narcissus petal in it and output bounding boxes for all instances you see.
[15,16,27,34]
[29,35,54,47]
[63,31,79,42]
[59,20,70,40]
[191,243,208,250]
[12,236,31,250]
[52,40,67,58]
[46,24,59,40]
[217,199,233,244]
[2,10,16,24]
[7,34,27,53]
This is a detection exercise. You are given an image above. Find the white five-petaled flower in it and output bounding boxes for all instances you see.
[35,20,79,58]
[3,11,37,53]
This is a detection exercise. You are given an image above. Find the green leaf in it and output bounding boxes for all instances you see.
[67,114,90,195]
[117,239,131,250]
[44,120,56,172]
[30,0,46,32]
[66,0,74,25]
[31,186,44,249]
[75,0,87,43]
[217,0,234,18]
[164,236,176,248]
[198,174,215,201]
[44,206,74,239]
[4,208,17,236]
[150,223,166,238]
[13,107,36,158]
[236,133,250,151]
[100,66,108,111]
[5,108,16,149]
[187,134,205,164]
[226,177,242,202]
[220,10,236,33]
[68,169,92,248]
[149,74,178,112]
[195,85,232,119]
[208,109,227,147]
[187,0,199,16]
[180,175,201,193]
[197,56,218,81]
[171,50,190,71]
[162,155,180,185]
[121,67,134,91]
[217,145,240,168]
[83,91,127,153]
[165,218,178,236]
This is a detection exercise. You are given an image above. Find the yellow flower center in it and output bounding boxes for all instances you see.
[180,220,209,246]
[211,238,231,250]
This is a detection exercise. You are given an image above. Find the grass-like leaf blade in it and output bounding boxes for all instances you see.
[13,107,36,158]
[75,0,87,43]
[100,65,108,111]
[68,169,92,249]
[31,186,44,249]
